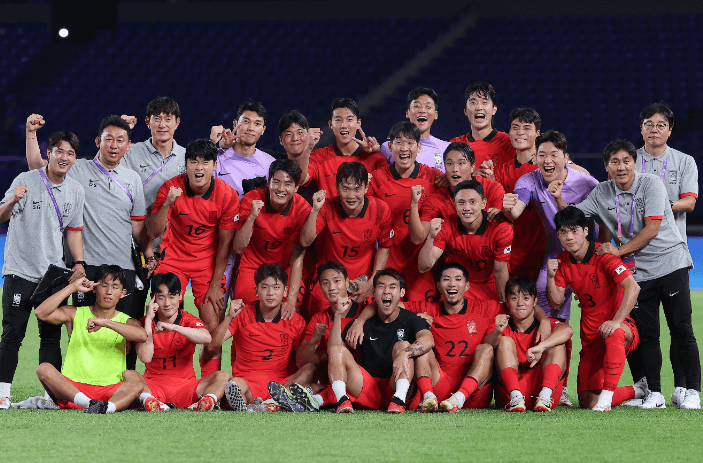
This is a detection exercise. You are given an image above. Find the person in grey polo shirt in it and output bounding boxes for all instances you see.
[26,115,155,369]
[0,127,85,408]
[576,139,700,410]
[637,102,699,407]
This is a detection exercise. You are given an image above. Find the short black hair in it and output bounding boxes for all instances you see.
[388,121,421,144]
[505,276,537,298]
[639,102,674,129]
[463,82,496,107]
[535,130,567,153]
[94,264,127,288]
[509,107,541,131]
[278,110,309,134]
[443,142,475,165]
[330,98,360,120]
[437,262,468,282]
[407,87,439,111]
[373,268,405,290]
[237,101,268,123]
[150,272,182,296]
[98,115,131,140]
[336,162,368,187]
[185,139,218,163]
[603,139,637,164]
[47,131,80,154]
[317,260,349,280]
[146,96,180,119]
[254,263,288,287]
[453,179,485,200]
[554,206,588,232]
[268,158,302,186]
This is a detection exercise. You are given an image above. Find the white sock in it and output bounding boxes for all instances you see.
[106,402,116,413]
[332,380,347,402]
[73,392,91,408]
[0,382,11,397]
[139,392,154,404]
[393,379,410,402]
[423,391,437,401]
[539,387,553,399]
[509,389,523,401]
[312,394,324,407]
[597,389,614,407]
[453,391,467,408]
[205,393,218,402]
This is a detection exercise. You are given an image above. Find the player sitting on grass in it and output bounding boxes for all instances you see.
[135,273,231,411]
[208,263,313,412]
[495,277,573,412]
[323,268,434,414]
[34,265,147,413]
[548,206,644,411]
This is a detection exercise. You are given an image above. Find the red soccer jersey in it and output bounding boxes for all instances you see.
[494,159,546,272]
[449,129,516,168]
[501,318,564,368]
[432,213,513,299]
[368,162,439,297]
[303,302,360,353]
[154,174,240,270]
[140,310,207,381]
[553,241,632,347]
[405,298,501,379]
[418,176,504,223]
[307,144,388,196]
[234,188,312,271]
[228,302,306,377]
[315,196,395,280]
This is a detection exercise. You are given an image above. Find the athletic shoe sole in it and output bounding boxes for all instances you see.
[268,381,305,412]
[225,381,247,411]
[289,383,319,412]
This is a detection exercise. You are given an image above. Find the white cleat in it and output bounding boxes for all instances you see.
[559,386,573,406]
[671,387,687,408]
[0,396,10,410]
[622,377,649,406]
[639,391,666,409]
[678,389,701,410]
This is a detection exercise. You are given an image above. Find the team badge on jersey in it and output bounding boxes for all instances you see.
[209,211,218,223]
[615,265,626,275]
[364,229,373,243]
[396,329,405,341]
[174,337,185,351]
[284,227,293,236]
[280,334,289,347]
[467,319,477,335]
[589,273,601,289]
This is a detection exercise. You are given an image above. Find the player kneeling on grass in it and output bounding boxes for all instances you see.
[34,265,147,413]
[208,263,314,412]
[548,206,643,411]
[135,273,230,411]
[323,268,434,414]
[495,277,573,412]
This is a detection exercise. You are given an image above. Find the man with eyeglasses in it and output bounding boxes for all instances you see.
[575,139,699,410]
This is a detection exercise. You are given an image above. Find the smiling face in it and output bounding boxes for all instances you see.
[186,157,216,191]
[509,120,539,154]
[96,125,131,168]
[536,141,567,183]
[389,134,420,172]
[556,224,589,255]
[464,91,497,131]
[444,150,475,189]
[506,289,536,323]
[146,112,180,145]
[319,268,350,304]
[268,170,298,209]
[279,122,308,156]
[329,108,360,145]
[336,177,368,215]
[255,276,287,311]
[236,110,266,146]
[437,267,468,307]
[152,284,181,321]
[454,187,486,228]
[605,149,636,191]
[94,275,127,309]
[374,275,405,318]
[406,94,437,136]
[47,140,77,178]
[641,112,672,151]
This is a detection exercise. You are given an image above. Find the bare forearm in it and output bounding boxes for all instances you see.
[36,285,76,322]
[546,278,565,310]
[171,325,212,344]
[296,341,319,368]
[26,130,47,170]
[612,279,640,324]
[300,213,318,247]
[287,247,305,305]
[232,219,255,254]
[672,196,696,213]
[102,320,147,343]
[372,247,390,277]
[494,263,509,303]
[418,240,439,273]
[208,318,233,349]
[538,324,573,349]
[66,229,84,262]
[211,229,234,285]
[136,324,154,364]
[146,207,170,240]
[406,331,434,357]
[408,205,428,245]
[328,314,344,349]
[0,199,18,222]
[617,221,660,256]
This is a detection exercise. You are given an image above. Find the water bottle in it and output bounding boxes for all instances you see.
[347,274,369,293]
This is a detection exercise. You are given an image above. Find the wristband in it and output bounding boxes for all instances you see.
[74,261,87,268]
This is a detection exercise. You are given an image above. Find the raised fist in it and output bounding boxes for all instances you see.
[26,114,45,133]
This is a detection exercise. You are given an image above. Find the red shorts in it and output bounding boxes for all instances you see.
[57,377,122,409]
[495,367,564,410]
[156,262,226,308]
[236,372,293,401]
[146,376,202,408]
[577,317,639,393]
[347,366,394,410]
[408,366,493,410]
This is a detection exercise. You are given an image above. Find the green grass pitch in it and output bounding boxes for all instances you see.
[1,290,702,463]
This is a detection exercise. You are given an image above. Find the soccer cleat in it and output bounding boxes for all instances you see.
[336,395,354,413]
[638,391,667,409]
[632,377,650,399]
[143,397,168,412]
[558,386,573,406]
[289,383,319,412]
[671,387,687,408]
[0,397,10,410]
[268,381,305,412]
[439,394,462,413]
[506,395,526,412]
[534,395,554,412]
[678,389,701,410]
[194,395,216,411]
[387,398,406,414]
[84,399,109,414]
[225,381,247,411]
[420,397,439,413]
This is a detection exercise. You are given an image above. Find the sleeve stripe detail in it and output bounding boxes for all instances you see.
[130,215,147,220]
[680,192,698,199]
[65,226,84,231]
[644,216,663,221]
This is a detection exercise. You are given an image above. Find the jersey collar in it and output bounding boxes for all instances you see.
[569,240,595,265]
[515,157,534,168]
[337,196,369,218]
[333,143,364,158]
[255,301,282,323]
[184,176,215,199]
[390,161,420,180]
[507,317,539,334]
[441,298,468,316]
[327,300,359,320]
[264,190,293,215]
[457,210,488,235]
[466,128,498,143]
[154,308,183,326]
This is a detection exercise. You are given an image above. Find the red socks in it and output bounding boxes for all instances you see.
[417,377,433,396]
[500,367,520,393]
[541,363,562,390]
[458,377,479,398]
[603,328,627,391]
[612,386,636,406]
[318,386,336,406]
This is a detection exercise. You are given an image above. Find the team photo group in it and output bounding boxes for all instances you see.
[0,82,698,415]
